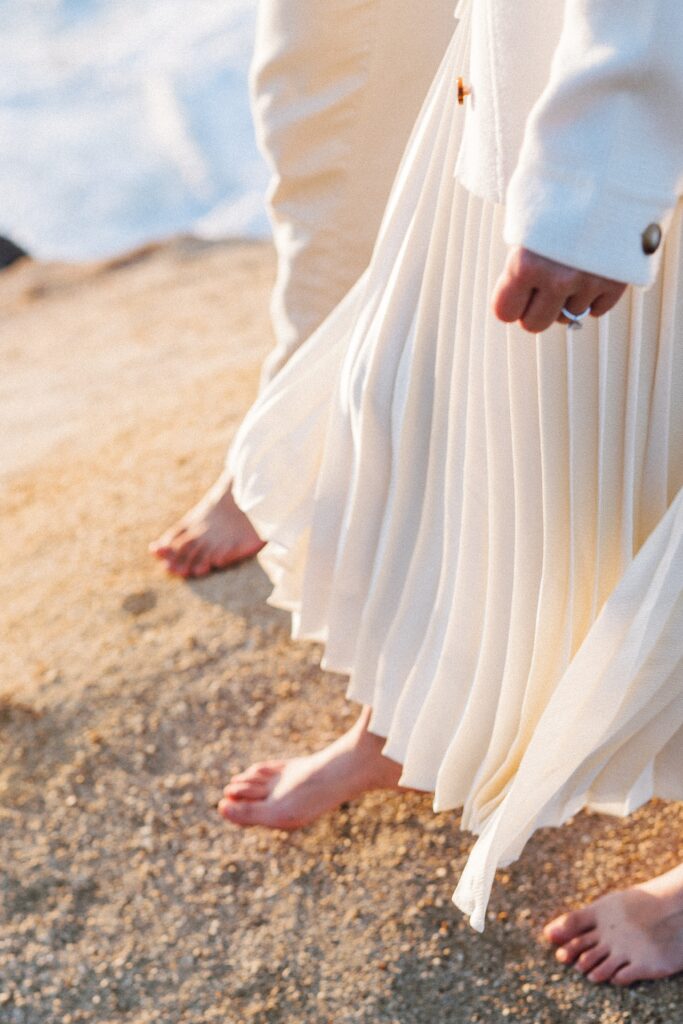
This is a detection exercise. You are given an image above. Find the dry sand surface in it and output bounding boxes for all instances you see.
[1,238,682,1024]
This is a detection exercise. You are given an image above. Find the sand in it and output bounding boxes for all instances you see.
[1,238,681,1023]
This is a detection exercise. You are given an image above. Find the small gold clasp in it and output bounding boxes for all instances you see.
[457,76,471,105]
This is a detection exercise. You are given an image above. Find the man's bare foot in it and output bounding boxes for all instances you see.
[149,472,263,578]
[218,706,405,829]
[544,863,683,985]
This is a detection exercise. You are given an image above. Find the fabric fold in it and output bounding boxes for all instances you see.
[454,487,683,930]
[231,19,683,929]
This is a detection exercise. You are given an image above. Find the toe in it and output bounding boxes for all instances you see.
[187,552,214,578]
[609,963,639,987]
[196,557,217,577]
[150,525,187,557]
[575,944,609,976]
[182,535,219,578]
[218,798,260,826]
[544,908,596,945]
[226,772,252,788]
[588,954,629,985]
[226,761,283,787]
[149,532,173,555]
[253,760,286,777]
[168,540,200,577]
[223,780,270,801]
[555,930,598,965]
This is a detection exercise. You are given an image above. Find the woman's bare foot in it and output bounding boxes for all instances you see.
[218,706,405,829]
[544,863,683,985]
[149,473,263,578]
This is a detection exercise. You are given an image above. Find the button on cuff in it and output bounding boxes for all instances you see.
[642,223,662,255]
[504,162,675,287]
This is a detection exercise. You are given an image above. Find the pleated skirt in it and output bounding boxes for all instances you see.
[230,17,683,930]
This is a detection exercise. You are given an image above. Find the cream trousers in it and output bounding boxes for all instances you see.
[251,0,455,385]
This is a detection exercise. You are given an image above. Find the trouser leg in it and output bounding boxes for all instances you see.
[251,0,455,386]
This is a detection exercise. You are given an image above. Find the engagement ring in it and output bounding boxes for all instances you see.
[560,305,591,329]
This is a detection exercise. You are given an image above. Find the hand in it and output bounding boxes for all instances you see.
[492,247,627,334]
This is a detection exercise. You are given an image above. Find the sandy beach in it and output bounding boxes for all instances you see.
[1,238,682,1023]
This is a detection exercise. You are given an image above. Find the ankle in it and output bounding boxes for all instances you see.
[350,707,386,754]
[641,866,683,915]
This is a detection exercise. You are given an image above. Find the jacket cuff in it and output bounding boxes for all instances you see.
[503,163,674,287]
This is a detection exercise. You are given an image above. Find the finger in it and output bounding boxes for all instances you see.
[589,290,622,318]
[558,288,596,323]
[519,287,565,334]
[491,270,534,324]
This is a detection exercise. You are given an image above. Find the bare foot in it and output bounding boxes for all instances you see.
[149,472,263,578]
[544,863,683,985]
[218,706,405,829]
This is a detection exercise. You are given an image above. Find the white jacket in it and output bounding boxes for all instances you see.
[454,0,683,285]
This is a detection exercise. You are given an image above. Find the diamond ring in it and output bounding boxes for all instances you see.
[560,305,592,329]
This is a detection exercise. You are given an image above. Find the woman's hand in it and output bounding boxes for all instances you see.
[492,247,627,334]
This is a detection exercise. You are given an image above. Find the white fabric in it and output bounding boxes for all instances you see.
[231,16,683,931]
[453,0,683,285]
[250,0,454,383]
[504,0,683,285]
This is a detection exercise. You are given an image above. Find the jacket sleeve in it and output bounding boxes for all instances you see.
[503,0,683,286]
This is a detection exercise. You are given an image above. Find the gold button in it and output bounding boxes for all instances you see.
[642,223,662,255]
[457,77,472,105]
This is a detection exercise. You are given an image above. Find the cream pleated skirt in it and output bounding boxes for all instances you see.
[230,17,683,931]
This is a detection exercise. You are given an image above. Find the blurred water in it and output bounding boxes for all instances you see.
[0,0,270,260]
